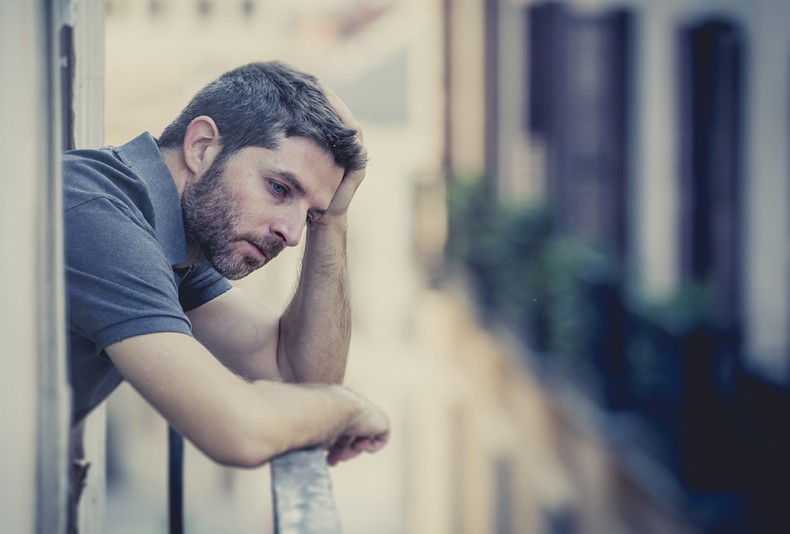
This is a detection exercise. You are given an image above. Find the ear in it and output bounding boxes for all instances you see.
[182,116,221,175]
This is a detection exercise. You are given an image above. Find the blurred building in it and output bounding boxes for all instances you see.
[437,0,790,532]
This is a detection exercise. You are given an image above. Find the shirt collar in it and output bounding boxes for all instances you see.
[114,132,189,267]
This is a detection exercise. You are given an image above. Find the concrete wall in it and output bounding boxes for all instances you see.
[0,2,49,531]
[0,1,70,532]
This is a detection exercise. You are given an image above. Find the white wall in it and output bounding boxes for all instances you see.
[0,0,69,532]
[0,2,45,531]
[742,1,790,377]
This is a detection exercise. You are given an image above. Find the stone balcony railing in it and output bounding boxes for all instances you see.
[168,429,342,534]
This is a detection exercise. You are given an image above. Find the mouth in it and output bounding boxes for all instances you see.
[245,240,268,265]
[242,235,286,268]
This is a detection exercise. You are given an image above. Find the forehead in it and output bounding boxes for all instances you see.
[239,137,344,200]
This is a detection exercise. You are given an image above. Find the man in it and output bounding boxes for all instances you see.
[64,61,389,473]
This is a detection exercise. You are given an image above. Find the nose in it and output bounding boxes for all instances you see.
[272,210,306,248]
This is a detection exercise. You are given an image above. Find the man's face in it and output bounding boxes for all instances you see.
[182,136,345,280]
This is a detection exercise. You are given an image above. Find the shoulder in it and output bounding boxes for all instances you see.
[63,146,150,214]
[63,146,129,186]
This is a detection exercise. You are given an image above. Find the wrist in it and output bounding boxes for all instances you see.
[331,385,364,420]
[310,212,348,232]
[307,215,348,245]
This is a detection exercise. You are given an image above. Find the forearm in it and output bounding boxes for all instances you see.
[160,379,381,468]
[221,379,388,468]
[227,381,364,467]
[278,218,351,384]
[107,332,387,469]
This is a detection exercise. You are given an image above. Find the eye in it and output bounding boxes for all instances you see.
[269,180,288,197]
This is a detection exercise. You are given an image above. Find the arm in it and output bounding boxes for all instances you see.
[277,88,367,384]
[187,217,353,384]
[106,332,389,467]
[276,215,352,384]
[188,88,366,385]
[184,237,350,384]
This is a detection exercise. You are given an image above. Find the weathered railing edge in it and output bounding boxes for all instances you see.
[167,437,341,534]
[271,447,342,534]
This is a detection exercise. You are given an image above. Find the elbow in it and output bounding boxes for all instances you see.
[202,440,271,469]
[189,409,282,469]
[200,431,278,469]
[211,451,272,470]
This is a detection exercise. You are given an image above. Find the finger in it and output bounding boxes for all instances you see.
[366,434,389,452]
[351,437,381,452]
[326,435,351,465]
[327,444,361,466]
[318,81,364,141]
[318,81,353,120]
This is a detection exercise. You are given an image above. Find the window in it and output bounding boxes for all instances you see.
[677,18,744,329]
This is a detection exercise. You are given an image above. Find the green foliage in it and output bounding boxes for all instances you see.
[625,280,718,397]
[444,176,617,363]
[446,177,548,326]
[541,237,617,363]
[642,280,717,336]
[444,175,728,435]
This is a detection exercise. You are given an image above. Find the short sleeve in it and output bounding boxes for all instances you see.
[65,197,193,352]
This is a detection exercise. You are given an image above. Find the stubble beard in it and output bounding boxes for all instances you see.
[181,157,285,280]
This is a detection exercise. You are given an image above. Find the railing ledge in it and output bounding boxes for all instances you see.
[271,447,342,534]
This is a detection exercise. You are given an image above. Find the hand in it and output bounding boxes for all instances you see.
[326,389,390,466]
[320,82,368,221]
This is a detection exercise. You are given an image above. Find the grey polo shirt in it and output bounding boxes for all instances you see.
[64,132,232,425]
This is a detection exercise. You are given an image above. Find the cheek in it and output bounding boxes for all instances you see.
[233,188,278,230]
[228,183,263,214]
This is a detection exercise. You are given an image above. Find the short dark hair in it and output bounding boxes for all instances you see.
[158,61,366,172]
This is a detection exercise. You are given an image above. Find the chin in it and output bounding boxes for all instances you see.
[210,259,249,280]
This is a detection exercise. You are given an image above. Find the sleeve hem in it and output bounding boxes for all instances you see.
[93,315,193,354]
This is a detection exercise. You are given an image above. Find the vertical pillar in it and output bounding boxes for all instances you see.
[743,1,790,377]
[69,0,108,531]
[0,0,70,532]
[0,2,50,529]
[631,1,681,300]
[37,0,72,531]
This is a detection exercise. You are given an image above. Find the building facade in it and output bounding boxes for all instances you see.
[440,0,790,531]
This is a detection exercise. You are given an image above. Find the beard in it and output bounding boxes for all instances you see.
[181,155,285,280]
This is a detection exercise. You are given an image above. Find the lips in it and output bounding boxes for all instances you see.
[246,238,285,265]
[246,240,268,264]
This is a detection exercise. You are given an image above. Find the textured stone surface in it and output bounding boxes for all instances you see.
[271,448,342,534]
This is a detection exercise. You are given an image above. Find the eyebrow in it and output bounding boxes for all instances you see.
[276,170,327,216]
[277,171,305,195]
